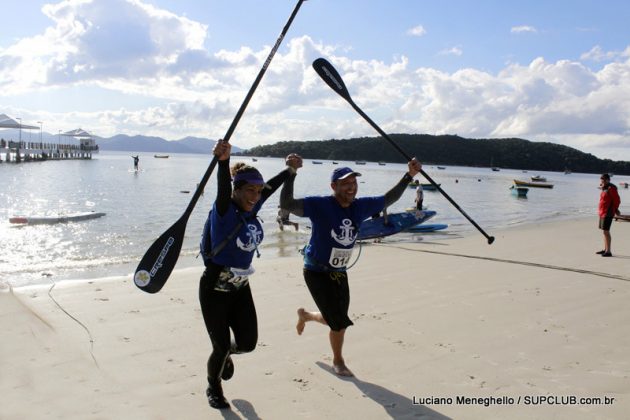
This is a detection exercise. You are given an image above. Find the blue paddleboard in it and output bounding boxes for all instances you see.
[406,223,448,233]
[357,211,436,240]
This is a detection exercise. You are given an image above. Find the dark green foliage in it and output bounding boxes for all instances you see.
[238,134,629,175]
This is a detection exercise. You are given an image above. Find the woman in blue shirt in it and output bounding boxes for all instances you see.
[200,140,302,409]
[280,159,421,377]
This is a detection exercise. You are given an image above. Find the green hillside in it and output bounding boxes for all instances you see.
[240,134,629,175]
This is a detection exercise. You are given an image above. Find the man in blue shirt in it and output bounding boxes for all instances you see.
[281,159,421,376]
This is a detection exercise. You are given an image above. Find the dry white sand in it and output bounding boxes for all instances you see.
[2,217,629,419]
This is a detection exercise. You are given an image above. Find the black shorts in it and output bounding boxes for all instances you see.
[599,216,613,231]
[303,269,353,331]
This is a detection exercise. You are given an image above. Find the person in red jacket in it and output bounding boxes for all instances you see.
[597,173,621,257]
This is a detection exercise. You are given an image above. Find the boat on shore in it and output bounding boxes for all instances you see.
[10,212,106,225]
[154,154,169,158]
[514,179,553,189]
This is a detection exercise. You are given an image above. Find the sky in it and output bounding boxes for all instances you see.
[1,0,629,161]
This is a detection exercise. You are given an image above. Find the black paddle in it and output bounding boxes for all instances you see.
[312,57,495,245]
[133,0,308,294]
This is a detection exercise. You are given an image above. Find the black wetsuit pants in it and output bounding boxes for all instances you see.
[199,266,258,384]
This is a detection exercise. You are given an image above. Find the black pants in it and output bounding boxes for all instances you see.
[199,265,258,383]
[303,269,353,332]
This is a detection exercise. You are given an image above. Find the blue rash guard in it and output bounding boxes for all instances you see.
[209,200,264,269]
[302,195,384,272]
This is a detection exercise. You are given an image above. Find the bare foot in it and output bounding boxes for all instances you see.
[333,362,354,377]
[296,308,307,335]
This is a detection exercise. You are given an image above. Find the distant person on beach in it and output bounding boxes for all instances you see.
[131,155,139,170]
[198,140,302,409]
[276,206,299,231]
[280,160,421,377]
[597,173,621,257]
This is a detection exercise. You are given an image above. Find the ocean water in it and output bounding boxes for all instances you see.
[0,151,619,287]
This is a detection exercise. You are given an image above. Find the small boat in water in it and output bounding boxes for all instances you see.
[514,179,553,189]
[154,154,169,158]
[437,166,446,170]
[10,212,106,225]
[312,161,323,164]
[378,162,386,166]
[531,175,547,182]
[421,183,440,191]
[355,161,366,165]
[252,158,258,162]
[510,185,529,197]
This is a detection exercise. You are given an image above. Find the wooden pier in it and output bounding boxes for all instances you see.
[0,140,98,163]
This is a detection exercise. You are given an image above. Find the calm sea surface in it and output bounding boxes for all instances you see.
[1,151,621,287]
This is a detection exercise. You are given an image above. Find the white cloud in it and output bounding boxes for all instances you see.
[438,47,463,56]
[406,25,427,37]
[1,1,629,160]
[511,25,538,34]
[581,45,630,62]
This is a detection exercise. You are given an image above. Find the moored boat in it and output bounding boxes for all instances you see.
[510,185,529,197]
[421,183,440,191]
[514,179,553,189]
[154,154,169,158]
[531,175,547,182]
[355,160,366,165]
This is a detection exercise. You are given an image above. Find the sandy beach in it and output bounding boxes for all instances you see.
[2,217,629,419]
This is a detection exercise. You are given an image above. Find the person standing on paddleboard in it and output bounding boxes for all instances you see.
[597,173,621,257]
[199,140,302,409]
[280,159,421,376]
[131,155,139,171]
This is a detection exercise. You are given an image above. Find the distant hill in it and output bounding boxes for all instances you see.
[0,129,242,154]
[243,134,630,175]
[97,134,243,154]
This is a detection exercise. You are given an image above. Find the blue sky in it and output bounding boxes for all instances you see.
[1,0,629,160]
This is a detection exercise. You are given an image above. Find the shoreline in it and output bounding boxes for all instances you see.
[2,217,629,419]
[6,213,604,289]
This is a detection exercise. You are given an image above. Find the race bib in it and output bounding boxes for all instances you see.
[328,247,353,268]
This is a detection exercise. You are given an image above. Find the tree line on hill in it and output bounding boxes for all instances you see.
[239,134,630,175]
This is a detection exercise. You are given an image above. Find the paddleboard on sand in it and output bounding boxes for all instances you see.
[9,212,106,225]
[357,211,436,240]
[406,223,448,233]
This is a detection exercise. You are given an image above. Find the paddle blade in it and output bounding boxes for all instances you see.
[312,58,352,102]
[133,216,187,294]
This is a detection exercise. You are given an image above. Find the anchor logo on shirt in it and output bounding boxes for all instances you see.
[236,224,262,252]
[331,219,356,246]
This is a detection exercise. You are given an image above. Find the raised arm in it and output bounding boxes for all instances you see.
[213,140,232,216]
[280,153,305,217]
[384,157,421,207]
[261,153,304,202]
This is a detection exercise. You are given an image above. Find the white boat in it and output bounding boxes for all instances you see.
[10,212,106,225]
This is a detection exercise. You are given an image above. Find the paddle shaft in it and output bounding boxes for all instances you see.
[185,0,307,216]
[348,99,494,244]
